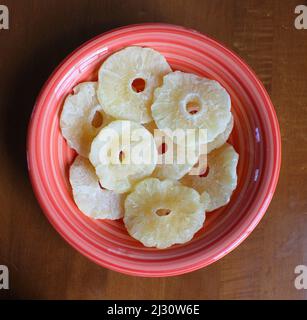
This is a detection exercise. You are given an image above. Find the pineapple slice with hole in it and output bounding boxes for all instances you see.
[70,155,124,219]
[97,46,171,124]
[89,120,158,193]
[181,143,239,212]
[188,115,234,176]
[151,71,231,145]
[124,178,209,249]
[60,82,111,157]
[148,123,199,180]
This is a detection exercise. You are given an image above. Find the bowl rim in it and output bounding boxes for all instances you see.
[27,23,281,277]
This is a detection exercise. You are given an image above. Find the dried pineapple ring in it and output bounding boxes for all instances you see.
[145,122,199,180]
[97,46,171,124]
[152,71,231,145]
[69,156,124,219]
[181,143,239,212]
[124,178,209,249]
[60,82,111,157]
[89,120,158,193]
[151,127,199,180]
[207,115,234,154]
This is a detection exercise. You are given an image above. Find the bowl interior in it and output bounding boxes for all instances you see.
[28,25,280,276]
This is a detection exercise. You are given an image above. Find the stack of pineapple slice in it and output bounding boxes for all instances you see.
[60,46,239,249]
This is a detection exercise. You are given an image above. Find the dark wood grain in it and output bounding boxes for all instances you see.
[0,0,307,300]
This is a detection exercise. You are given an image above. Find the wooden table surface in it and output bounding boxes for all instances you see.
[0,0,306,300]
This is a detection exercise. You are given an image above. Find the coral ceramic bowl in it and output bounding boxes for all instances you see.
[27,24,281,277]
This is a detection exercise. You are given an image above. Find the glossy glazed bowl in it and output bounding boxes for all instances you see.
[27,24,281,277]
